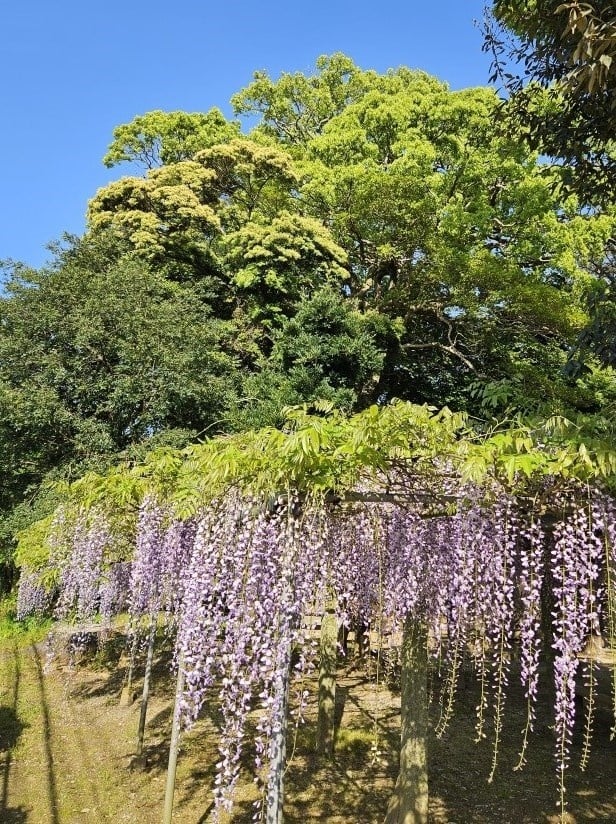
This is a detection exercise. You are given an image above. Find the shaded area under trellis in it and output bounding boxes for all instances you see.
[24,638,616,823]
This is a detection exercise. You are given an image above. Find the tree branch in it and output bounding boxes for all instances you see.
[402,341,482,375]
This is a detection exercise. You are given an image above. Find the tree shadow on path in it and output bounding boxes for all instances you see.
[30,644,60,824]
[0,645,27,821]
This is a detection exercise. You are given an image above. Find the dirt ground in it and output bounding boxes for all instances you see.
[1,636,616,824]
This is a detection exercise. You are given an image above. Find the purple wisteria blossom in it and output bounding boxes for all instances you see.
[16,569,54,620]
[39,478,616,820]
[54,511,112,622]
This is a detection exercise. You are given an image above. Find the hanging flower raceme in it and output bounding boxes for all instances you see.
[54,510,113,622]
[128,496,167,623]
[174,495,332,814]
[329,506,381,631]
[15,507,69,621]
[160,518,196,624]
[22,452,616,823]
[99,561,132,622]
[550,492,606,817]
[16,569,55,621]
[515,514,546,769]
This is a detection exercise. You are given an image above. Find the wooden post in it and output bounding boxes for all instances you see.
[162,652,185,824]
[384,615,429,824]
[356,619,368,659]
[265,633,292,824]
[316,605,338,757]
[121,630,139,706]
[137,616,157,756]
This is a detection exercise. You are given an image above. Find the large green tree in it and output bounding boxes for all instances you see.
[234,55,616,412]
[0,234,239,569]
[487,3,616,374]
[93,57,616,415]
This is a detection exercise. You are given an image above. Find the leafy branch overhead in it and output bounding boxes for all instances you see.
[17,400,616,563]
[487,1,616,202]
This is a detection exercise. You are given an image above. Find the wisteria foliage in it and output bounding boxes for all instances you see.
[16,484,616,819]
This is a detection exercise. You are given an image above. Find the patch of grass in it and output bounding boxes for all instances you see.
[334,726,376,759]
[0,594,52,643]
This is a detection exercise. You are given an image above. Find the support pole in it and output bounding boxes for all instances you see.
[121,630,139,706]
[265,634,292,824]
[384,615,428,824]
[356,619,368,659]
[316,605,338,757]
[137,616,157,756]
[162,652,185,824]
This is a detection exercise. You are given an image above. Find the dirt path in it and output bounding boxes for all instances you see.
[1,643,63,823]
[0,643,28,823]
[2,640,616,823]
[0,644,153,824]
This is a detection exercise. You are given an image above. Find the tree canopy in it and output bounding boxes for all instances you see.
[487,1,616,202]
[3,52,616,579]
[88,56,616,411]
[486,2,616,385]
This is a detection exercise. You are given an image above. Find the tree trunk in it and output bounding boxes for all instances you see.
[136,616,156,755]
[162,651,185,824]
[384,615,428,824]
[316,606,338,757]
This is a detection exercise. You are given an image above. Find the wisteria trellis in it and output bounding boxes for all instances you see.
[18,483,616,821]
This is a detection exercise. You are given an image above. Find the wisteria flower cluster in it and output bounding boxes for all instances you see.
[54,511,112,622]
[16,569,55,620]
[16,480,616,820]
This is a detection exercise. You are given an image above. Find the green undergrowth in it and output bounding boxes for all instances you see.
[334,726,376,758]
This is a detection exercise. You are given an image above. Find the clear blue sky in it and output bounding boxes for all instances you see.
[1,0,491,270]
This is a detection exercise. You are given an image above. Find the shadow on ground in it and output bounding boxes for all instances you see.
[0,806,28,823]
[0,707,25,752]
[7,641,616,824]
